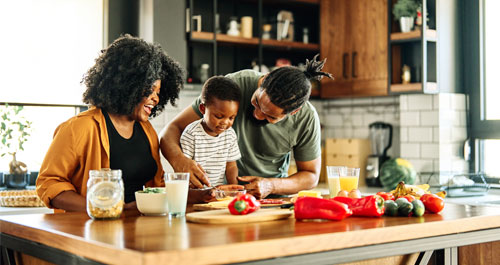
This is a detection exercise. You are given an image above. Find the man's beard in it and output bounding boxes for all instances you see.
[246,106,269,127]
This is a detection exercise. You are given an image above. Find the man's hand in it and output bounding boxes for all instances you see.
[173,156,210,188]
[238,176,274,199]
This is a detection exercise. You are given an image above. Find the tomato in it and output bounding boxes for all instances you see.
[376,192,395,201]
[420,194,445,213]
[401,195,415,202]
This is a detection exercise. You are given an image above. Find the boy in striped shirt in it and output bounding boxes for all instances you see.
[180,76,241,187]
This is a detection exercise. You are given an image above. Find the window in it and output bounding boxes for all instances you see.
[0,0,103,173]
[469,0,500,177]
[0,0,103,105]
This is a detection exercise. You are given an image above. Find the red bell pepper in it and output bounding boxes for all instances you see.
[294,197,352,221]
[332,195,385,217]
[228,193,261,215]
[376,192,395,201]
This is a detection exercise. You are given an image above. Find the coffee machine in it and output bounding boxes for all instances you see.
[366,122,393,187]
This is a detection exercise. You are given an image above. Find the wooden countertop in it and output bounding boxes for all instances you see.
[2,203,500,264]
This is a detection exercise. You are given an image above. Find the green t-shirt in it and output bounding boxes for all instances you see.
[191,69,321,178]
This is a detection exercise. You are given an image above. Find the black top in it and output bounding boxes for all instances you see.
[103,110,158,203]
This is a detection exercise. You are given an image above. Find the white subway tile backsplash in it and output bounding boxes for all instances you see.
[452,159,469,172]
[459,111,467,126]
[408,127,433,142]
[421,143,439,158]
[438,93,452,111]
[420,111,439,126]
[363,113,382,126]
[353,128,369,138]
[400,127,408,142]
[351,98,373,105]
[408,159,434,173]
[373,96,397,104]
[325,114,344,126]
[433,127,440,143]
[352,114,363,126]
[451,127,467,142]
[433,94,440,110]
[401,143,420,158]
[400,95,408,110]
[451,93,466,110]
[439,127,451,143]
[400,111,420,126]
[408,95,433,110]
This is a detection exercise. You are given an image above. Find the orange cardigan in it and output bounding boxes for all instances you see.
[36,108,164,208]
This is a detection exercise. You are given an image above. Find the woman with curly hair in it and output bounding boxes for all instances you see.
[36,34,184,212]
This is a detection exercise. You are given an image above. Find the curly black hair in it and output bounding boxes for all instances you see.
[201,76,241,106]
[261,54,333,114]
[82,34,184,117]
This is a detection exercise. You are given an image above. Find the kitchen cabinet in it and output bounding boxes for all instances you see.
[388,0,461,94]
[320,0,388,98]
[186,0,320,88]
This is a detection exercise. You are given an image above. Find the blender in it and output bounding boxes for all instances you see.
[366,122,393,187]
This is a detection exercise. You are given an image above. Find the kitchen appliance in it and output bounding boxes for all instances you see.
[366,122,393,187]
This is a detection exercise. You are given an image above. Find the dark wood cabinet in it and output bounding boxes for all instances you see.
[388,0,461,94]
[320,0,388,98]
[186,0,320,86]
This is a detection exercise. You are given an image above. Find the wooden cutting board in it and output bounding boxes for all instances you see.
[193,202,287,211]
[186,208,293,224]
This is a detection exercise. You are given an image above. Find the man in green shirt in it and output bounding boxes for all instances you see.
[160,55,332,199]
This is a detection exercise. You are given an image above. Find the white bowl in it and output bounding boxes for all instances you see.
[135,188,168,216]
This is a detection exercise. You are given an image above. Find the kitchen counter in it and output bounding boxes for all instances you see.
[2,202,500,265]
[0,206,53,215]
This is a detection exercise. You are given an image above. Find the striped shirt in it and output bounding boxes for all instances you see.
[180,119,241,186]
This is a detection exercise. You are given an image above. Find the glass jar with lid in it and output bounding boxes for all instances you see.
[86,169,124,220]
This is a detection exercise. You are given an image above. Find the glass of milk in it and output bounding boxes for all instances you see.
[326,166,346,198]
[164,172,190,218]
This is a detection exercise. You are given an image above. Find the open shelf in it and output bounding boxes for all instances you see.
[390,29,437,43]
[390,82,437,93]
[191,31,318,50]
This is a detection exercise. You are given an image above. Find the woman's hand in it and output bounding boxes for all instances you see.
[238,176,274,199]
[173,156,210,188]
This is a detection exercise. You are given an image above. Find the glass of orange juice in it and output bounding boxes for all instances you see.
[339,167,360,192]
[326,166,346,198]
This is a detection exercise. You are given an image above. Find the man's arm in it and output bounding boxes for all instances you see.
[239,157,321,199]
[159,106,210,188]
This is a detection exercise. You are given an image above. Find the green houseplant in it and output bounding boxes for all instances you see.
[392,0,419,32]
[1,104,32,188]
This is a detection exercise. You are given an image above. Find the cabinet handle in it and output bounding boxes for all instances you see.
[352,51,357,78]
[343,53,348,79]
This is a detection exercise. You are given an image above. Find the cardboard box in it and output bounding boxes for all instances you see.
[324,138,371,187]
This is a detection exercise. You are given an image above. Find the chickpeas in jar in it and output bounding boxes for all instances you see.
[87,169,124,220]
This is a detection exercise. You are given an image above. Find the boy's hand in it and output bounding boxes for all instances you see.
[173,156,210,188]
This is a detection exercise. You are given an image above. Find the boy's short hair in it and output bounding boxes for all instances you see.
[201,76,241,106]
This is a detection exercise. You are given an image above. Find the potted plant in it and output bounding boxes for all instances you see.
[1,104,32,189]
[392,0,419,33]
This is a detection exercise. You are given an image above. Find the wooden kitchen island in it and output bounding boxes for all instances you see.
[1,203,500,265]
